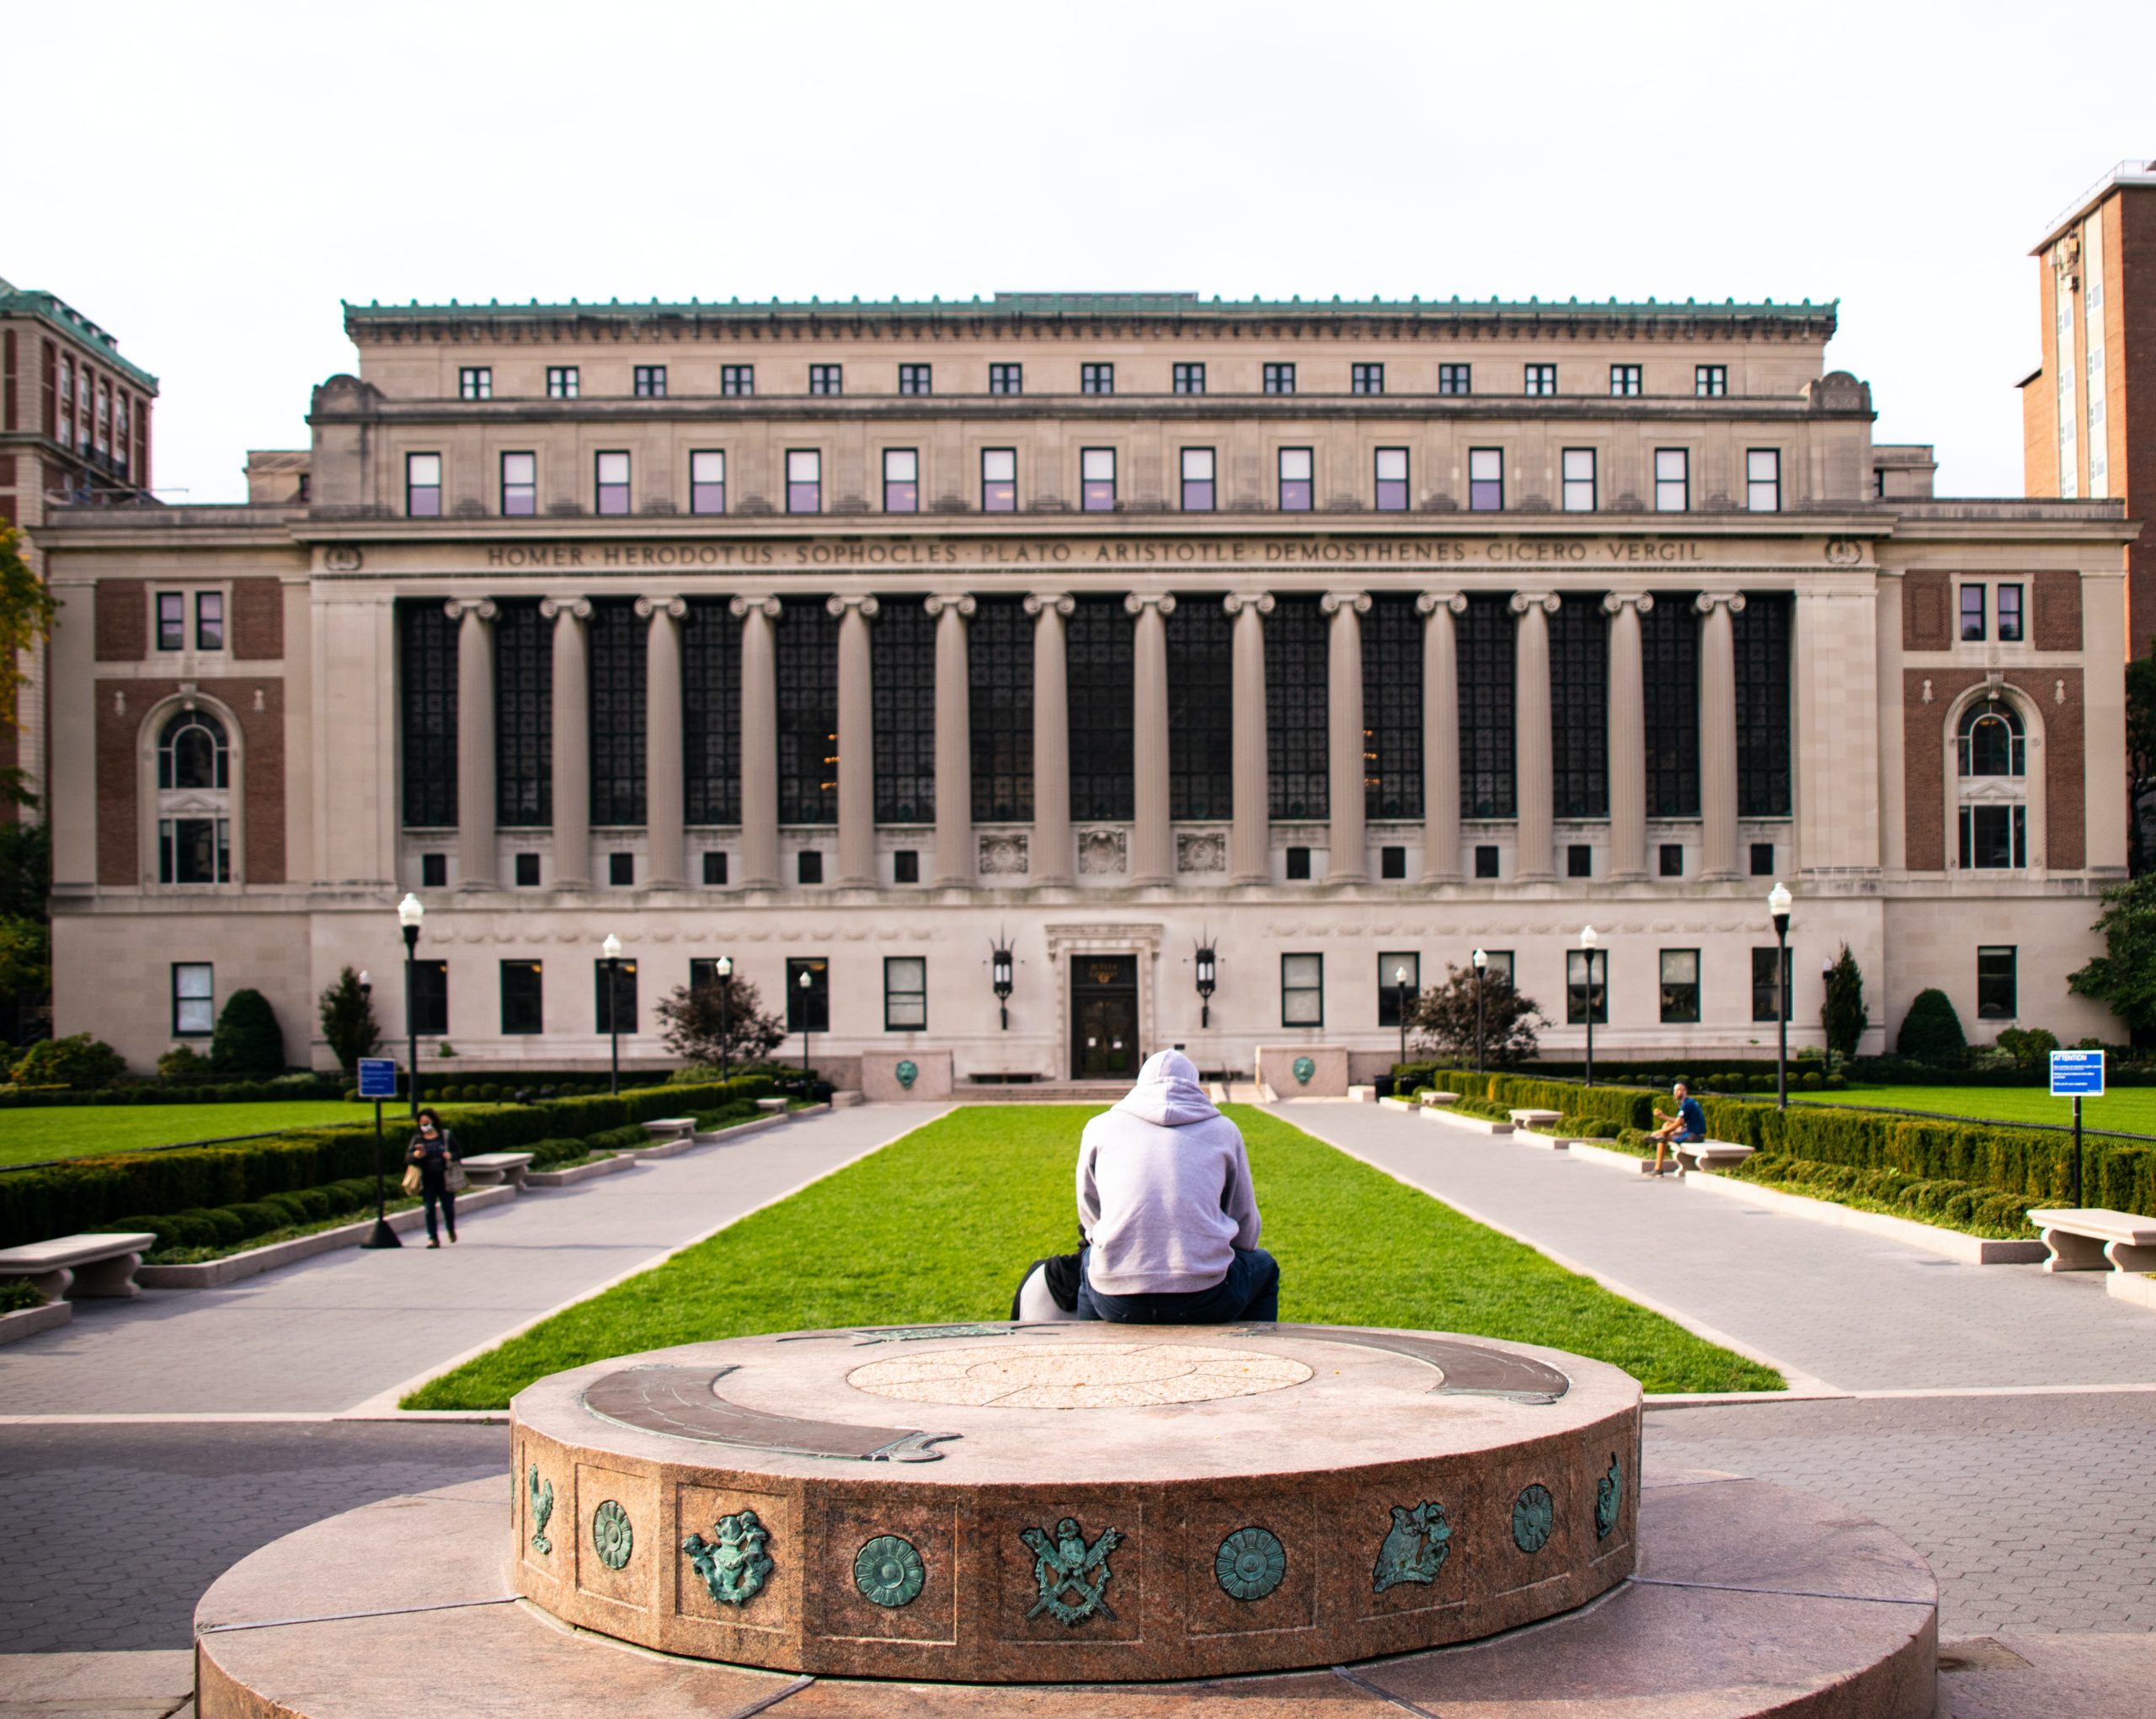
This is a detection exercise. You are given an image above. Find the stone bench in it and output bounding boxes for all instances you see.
[1673,1140,1754,1176]
[755,1097,790,1114]
[0,1231,158,1300]
[640,1117,699,1144]
[458,1151,536,1190]
[2026,1208,2156,1274]
[1508,1108,1563,1129]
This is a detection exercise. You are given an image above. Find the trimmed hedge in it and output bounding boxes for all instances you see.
[0,1077,345,1109]
[1728,1153,2036,1240]
[0,1076,776,1246]
[1396,1067,1660,1134]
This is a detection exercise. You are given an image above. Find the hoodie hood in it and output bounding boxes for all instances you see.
[1112,1049,1219,1127]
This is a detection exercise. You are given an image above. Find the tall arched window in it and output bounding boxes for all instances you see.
[156,707,232,883]
[1956,697,2026,868]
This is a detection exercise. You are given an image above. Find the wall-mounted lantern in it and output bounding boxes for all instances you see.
[1194,938,1218,1028]
[990,927,1015,1030]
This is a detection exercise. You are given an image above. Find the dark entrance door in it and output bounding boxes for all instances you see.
[1071,955,1139,1080]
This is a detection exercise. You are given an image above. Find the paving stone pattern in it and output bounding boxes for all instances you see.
[1280,1100,2156,1392]
[0,1105,938,1415]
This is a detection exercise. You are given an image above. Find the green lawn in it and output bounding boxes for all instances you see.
[1796,1083,2156,1135]
[0,1101,371,1168]
[403,1103,1780,1410]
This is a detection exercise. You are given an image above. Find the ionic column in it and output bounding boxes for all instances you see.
[1417,591,1466,883]
[731,595,782,888]
[541,597,593,888]
[446,599,497,889]
[1126,592,1176,885]
[1026,592,1074,884]
[1223,592,1273,884]
[925,593,975,886]
[1322,591,1371,884]
[1604,591,1653,881]
[828,594,879,887]
[1697,591,1747,880]
[1512,591,1560,882]
[637,596,686,889]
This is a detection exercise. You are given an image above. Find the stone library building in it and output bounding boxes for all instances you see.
[31,291,2136,1090]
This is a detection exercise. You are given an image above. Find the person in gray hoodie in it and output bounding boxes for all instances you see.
[1074,1049,1279,1324]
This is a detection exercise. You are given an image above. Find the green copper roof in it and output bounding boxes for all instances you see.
[0,281,159,391]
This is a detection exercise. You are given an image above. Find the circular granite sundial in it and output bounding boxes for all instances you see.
[509,1321,1641,1683]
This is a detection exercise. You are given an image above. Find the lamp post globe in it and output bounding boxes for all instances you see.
[395,894,424,1119]
[601,933,625,1096]
[1394,964,1410,1070]
[1768,882,1794,1109]
[798,969,814,1086]
[1578,926,1599,1088]
[1471,948,1488,1076]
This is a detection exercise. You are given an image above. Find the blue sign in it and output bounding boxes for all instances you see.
[2050,1049,2105,1099]
[357,1058,401,1100]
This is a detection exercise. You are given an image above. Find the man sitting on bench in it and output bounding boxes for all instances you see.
[1646,1081,1706,1177]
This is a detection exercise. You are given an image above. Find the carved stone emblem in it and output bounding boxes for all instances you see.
[894,1058,919,1089]
[1596,1455,1622,1540]
[1022,1516,1122,1626]
[979,832,1030,875]
[1214,1526,1286,1601]
[1824,537,1863,568]
[1177,831,1227,873]
[526,1465,553,1555]
[1292,1056,1315,1086]
[591,1499,633,1570]
[853,1534,926,1608]
[1513,1483,1555,1554]
[1373,1501,1452,1593]
[1077,829,1127,875]
[323,545,363,573]
[683,1507,774,1606]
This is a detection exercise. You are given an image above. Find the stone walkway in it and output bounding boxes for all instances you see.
[0,1105,940,1416]
[1273,1099,2156,1393]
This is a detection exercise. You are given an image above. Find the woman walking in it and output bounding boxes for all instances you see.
[406,1108,464,1247]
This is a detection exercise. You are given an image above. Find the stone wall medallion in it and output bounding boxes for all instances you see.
[1022,1516,1122,1625]
[683,1508,773,1606]
[854,1534,926,1607]
[527,1465,553,1555]
[1076,828,1128,875]
[1513,1484,1555,1554]
[979,832,1029,875]
[1292,1056,1315,1086]
[591,1499,633,1570]
[1596,1456,1622,1540]
[894,1059,918,1090]
[1373,1502,1452,1593]
[1177,830,1227,873]
[1215,1526,1286,1601]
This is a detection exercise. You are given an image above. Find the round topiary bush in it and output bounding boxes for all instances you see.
[210,990,286,1077]
[1897,988,1967,1065]
[480,1082,502,1101]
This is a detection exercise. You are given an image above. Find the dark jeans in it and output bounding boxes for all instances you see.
[421,1179,456,1241]
[1077,1246,1279,1324]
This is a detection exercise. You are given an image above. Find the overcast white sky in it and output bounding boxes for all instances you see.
[7,0,2151,505]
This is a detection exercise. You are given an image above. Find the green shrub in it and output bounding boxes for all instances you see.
[11,1034,127,1090]
[157,1046,211,1081]
[480,1082,502,1101]
[1995,1028,2061,1069]
[526,1138,588,1169]
[1897,989,1967,1064]
[210,990,286,1076]
[0,1277,46,1311]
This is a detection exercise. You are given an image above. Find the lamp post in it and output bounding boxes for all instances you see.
[1471,948,1488,1076]
[1194,942,1217,1028]
[1578,926,1601,1087]
[990,931,1015,1031]
[1394,964,1411,1070]
[798,968,814,1086]
[397,894,424,1119]
[1821,956,1837,1081]
[714,954,733,1082]
[1769,881,1794,1110]
[355,969,402,1251]
[601,933,624,1096]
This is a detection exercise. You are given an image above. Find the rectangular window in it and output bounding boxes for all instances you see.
[157,592,184,651]
[1566,843,1593,878]
[1285,846,1312,880]
[501,451,536,515]
[1998,585,2024,642]
[1281,953,1324,1026]
[1438,363,1471,395]
[547,366,579,398]
[1659,950,1700,1023]
[721,364,754,396]
[1523,363,1556,395]
[1374,446,1409,512]
[898,363,932,395]
[1566,949,1608,1025]
[172,963,215,1035]
[1468,447,1503,511]
[1475,844,1500,878]
[632,365,666,398]
[607,851,633,886]
[1352,362,1385,395]
[500,960,544,1034]
[406,451,442,516]
[787,448,822,514]
[420,852,447,888]
[1960,585,1987,642]
[1750,841,1774,877]
[808,364,843,396]
[594,956,638,1032]
[1977,947,2017,1020]
[1173,361,1205,395]
[1561,447,1597,512]
[1960,804,2027,870]
[1277,447,1313,512]
[459,366,492,400]
[195,592,224,652]
[1660,842,1684,877]
[410,959,448,1035]
[1380,845,1406,878]
[989,362,1022,394]
[1746,448,1781,512]
[1480,949,1516,985]
[1081,446,1117,512]
[1609,364,1641,396]
[893,848,920,884]
[1377,953,1420,1027]
[883,447,919,513]
[1654,448,1689,512]
[981,447,1017,512]
[1751,947,1792,1023]
[515,851,541,886]
[595,450,631,515]
[689,450,725,515]
[1695,365,1726,397]
[1263,362,1295,394]
[702,851,728,886]
[786,957,830,1032]
[1180,446,1215,511]
[1081,362,1113,395]
[884,956,926,1030]
[798,850,824,885]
